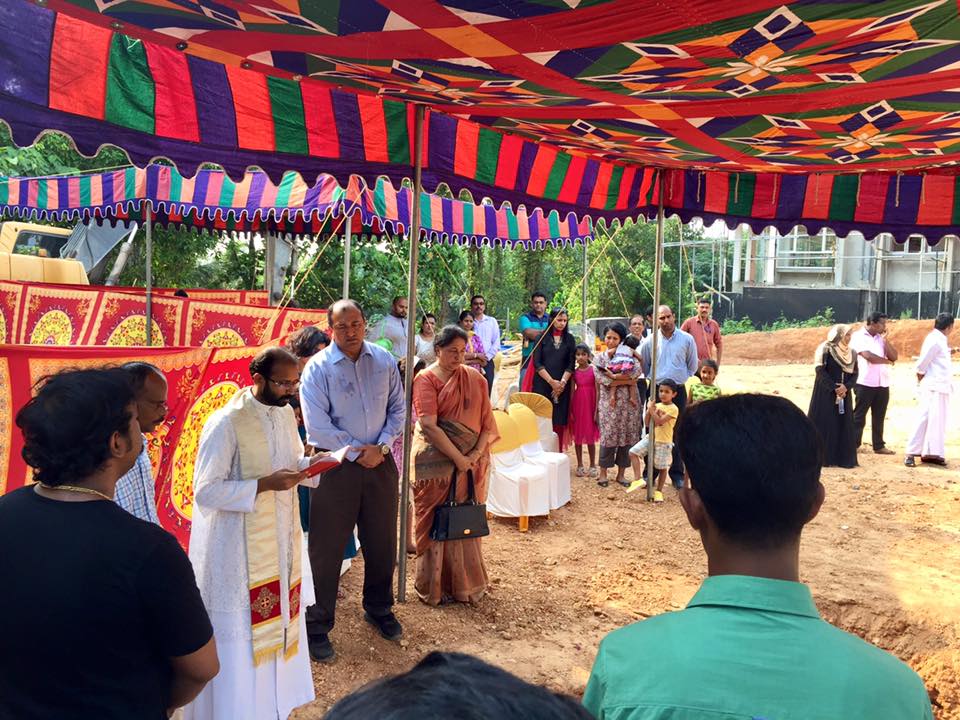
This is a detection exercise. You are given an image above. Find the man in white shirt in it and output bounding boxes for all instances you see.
[185,347,316,720]
[905,312,955,468]
[850,312,898,455]
[114,362,168,523]
[470,294,501,393]
[375,296,408,359]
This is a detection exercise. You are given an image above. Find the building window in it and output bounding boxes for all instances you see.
[890,233,927,254]
[776,226,836,270]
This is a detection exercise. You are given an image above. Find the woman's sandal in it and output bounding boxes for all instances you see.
[597,478,609,488]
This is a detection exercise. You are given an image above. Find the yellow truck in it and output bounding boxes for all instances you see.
[0,221,88,284]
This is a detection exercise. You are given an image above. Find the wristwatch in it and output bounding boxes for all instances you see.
[378,443,391,456]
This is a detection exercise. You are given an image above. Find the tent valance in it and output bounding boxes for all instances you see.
[0,166,594,248]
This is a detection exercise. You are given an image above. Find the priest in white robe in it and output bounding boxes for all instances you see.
[905,312,955,468]
[184,347,317,720]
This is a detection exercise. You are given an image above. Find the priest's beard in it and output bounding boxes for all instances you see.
[260,384,296,407]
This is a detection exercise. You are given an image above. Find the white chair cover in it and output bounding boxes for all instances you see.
[534,415,560,452]
[487,448,552,518]
[520,441,571,510]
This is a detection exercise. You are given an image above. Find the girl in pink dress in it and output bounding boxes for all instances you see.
[570,343,600,477]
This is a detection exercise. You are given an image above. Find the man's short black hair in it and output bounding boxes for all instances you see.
[676,394,823,548]
[697,296,711,305]
[934,312,955,331]
[865,311,888,325]
[287,326,329,358]
[643,306,653,317]
[531,291,546,301]
[16,368,136,486]
[121,361,164,394]
[327,298,366,321]
[249,347,298,380]
[470,294,485,305]
[324,651,593,720]
[173,289,189,298]
[392,296,406,306]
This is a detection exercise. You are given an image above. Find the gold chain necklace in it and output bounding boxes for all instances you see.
[38,483,114,502]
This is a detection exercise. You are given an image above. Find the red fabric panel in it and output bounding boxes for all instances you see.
[300,83,339,158]
[357,95,388,163]
[225,65,275,151]
[801,175,834,220]
[750,173,779,219]
[664,169,685,209]
[145,44,199,142]
[704,172,729,214]
[916,175,953,226]
[48,14,112,120]
[526,144,558,198]
[557,154,587,205]
[590,163,613,208]
[853,174,890,224]
[454,120,480,179]
[494,133,524,190]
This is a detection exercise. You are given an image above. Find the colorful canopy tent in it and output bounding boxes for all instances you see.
[4,0,960,560]
[0,166,593,247]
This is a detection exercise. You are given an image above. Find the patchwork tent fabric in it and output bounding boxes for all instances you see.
[0,165,593,247]
[0,280,327,347]
[0,343,261,548]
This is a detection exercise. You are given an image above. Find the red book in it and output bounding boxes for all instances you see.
[305,446,349,478]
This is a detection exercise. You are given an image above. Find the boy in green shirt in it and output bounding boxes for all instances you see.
[584,394,932,720]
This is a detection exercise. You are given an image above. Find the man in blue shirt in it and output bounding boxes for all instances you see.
[584,394,932,720]
[638,305,698,488]
[300,299,406,663]
[518,291,549,386]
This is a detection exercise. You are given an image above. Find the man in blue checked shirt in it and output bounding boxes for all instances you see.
[300,299,406,664]
[114,362,168,524]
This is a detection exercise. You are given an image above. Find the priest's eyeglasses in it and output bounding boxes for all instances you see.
[269,378,300,390]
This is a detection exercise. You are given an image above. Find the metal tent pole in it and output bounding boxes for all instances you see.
[581,236,589,341]
[342,214,352,299]
[397,105,425,602]
[647,172,665,502]
[145,202,153,347]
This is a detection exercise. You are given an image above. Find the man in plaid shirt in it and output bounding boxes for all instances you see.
[114,362,168,524]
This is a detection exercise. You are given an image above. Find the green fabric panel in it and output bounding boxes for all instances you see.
[475,128,503,186]
[124,167,137,201]
[605,165,624,209]
[952,178,960,225]
[548,211,561,239]
[169,169,182,203]
[267,76,309,155]
[462,202,473,235]
[828,175,858,222]
[506,209,519,239]
[37,180,47,210]
[79,176,91,207]
[218,175,236,208]
[419,192,432,230]
[275,173,296,208]
[105,35,156,133]
[727,174,755,216]
[544,153,571,200]
[374,182,387,218]
[0,180,7,206]
[384,100,410,164]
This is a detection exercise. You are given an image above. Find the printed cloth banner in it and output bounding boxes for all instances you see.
[0,344,263,548]
[0,280,327,348]
[151,288,269,306]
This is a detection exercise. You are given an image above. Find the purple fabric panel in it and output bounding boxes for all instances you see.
[247,172,267,213]
[331,89,364,161]
[577,160,600,208]
[428,112,457,172]
[775,174,807,219]
[397,186,411,232]
[146,165,159,200]
[188,55,237,147]
[682,170,705,212]
[56,177,69,210]
[626,167,647,210]
[0,2,53,107]
[483,204,496,235]
[302,178,323,214]
[102,173,115,206]
[885,174,923,226]
[192,171,210,207]
[515,141,538,194]
[441,195,454,235]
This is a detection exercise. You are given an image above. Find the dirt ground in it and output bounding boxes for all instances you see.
[293,321,960,719]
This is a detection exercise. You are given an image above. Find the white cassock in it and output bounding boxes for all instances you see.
[906,330,953,459]
[183,400,317,720]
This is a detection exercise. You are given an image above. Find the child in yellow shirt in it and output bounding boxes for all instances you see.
[627,379,680,502]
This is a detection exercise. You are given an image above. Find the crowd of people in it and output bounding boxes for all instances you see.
[0,289,951,720]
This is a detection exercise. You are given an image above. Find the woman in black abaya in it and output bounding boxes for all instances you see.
[808,324,859,468]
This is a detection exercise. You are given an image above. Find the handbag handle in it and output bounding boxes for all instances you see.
[446,468,478,505]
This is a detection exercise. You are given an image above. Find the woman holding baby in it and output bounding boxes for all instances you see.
[592,321,641,488]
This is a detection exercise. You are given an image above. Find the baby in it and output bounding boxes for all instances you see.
[605,336,640,407]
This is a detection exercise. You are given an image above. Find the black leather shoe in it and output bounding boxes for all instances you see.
[308,634,335,663]
[365,612,403,641]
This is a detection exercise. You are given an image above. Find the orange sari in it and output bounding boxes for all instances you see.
[411,364,499,606]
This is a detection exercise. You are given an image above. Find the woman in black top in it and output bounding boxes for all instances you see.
[532,308,577,450]
[808,324,859,468]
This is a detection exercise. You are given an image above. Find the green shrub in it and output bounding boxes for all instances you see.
[721,316,756,335]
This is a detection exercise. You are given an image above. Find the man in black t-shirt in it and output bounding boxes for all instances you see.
[0,368,218,720]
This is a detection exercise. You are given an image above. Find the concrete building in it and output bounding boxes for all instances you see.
[722,224,960,325]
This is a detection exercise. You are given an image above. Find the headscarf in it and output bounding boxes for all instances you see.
[813,324,856,373]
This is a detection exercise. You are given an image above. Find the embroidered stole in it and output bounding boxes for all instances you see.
[224,388,303,667]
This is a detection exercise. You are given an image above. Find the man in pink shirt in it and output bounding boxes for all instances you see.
[850,312,898,455]
[680,297,723,365]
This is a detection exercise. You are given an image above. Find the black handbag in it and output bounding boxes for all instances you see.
[429,468,490,542]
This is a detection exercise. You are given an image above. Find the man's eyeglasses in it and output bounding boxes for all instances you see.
[269,378,300,390]
[332,321,364,332]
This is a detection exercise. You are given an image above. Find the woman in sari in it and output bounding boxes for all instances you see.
[458,311,488,371]
[411,325,499,606]
[808,324,859,468]
[593,322,642,488]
